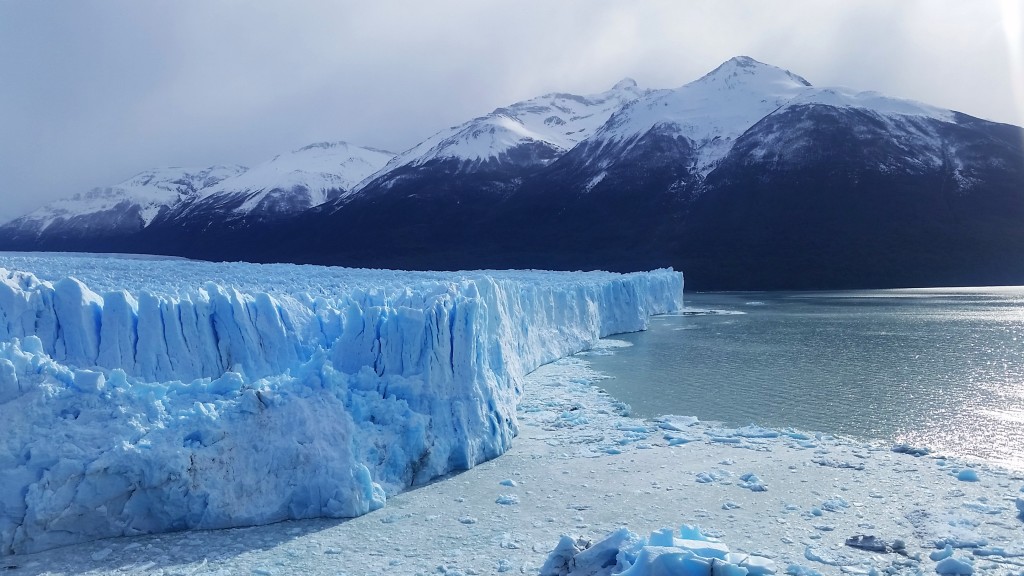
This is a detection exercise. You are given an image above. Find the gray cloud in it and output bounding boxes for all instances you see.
[1,0,1020,222]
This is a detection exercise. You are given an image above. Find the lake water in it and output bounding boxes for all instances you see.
[584,288,1024,470]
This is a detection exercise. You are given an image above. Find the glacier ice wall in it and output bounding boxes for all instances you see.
[0,256,682,555]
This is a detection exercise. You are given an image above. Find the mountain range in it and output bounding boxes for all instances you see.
[3,56,1023,290]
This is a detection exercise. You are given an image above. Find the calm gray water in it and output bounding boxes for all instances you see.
[585,288,1024,470]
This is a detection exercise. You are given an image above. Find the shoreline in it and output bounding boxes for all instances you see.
[9,341,1023,575]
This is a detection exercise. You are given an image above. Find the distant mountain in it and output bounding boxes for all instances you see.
[0,141,394,249]
[165,141,395,229]
[234,56,1023,290]
[339,79,649,214]
[0,166,245,249]
[376,78,646,173]
[3,57,1023,290]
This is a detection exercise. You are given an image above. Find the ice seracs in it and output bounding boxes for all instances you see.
[540,524,777,576]
[0,254,683,555]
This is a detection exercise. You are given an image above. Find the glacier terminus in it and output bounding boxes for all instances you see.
[0,254,682,555]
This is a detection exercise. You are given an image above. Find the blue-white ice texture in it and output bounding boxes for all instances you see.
[540,524,776,576]
[0,255,683,554]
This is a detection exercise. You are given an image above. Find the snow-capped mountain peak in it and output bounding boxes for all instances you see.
[590,56,959,176]
[611,78,639,90]
[591,58,814,174]
[5,165,246,232]
[185,140,395,216]
[696,56,813,90]
[370,78,649,179]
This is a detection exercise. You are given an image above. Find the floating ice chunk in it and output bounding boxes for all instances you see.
[845,535,899,553]
[647,526,729,560]
[540,529,640,576]
[665,434,694,446]
[892,443,931,457]
[739,472,768,492]
[956,469,979,482]
[820,497,850,512]
[540,535,586,576]
[499,479,518,487]
[696,470,730,484]
[621,547,713,576]
[739,554,778,576]
[495,494,520,506]
[934,556,973,575]
[708,435,744,444]
[733,425,781,438]
[657,415,700,431]
[543,524,775,576]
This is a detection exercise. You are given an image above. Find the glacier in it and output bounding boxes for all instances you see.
[0,254,683,555]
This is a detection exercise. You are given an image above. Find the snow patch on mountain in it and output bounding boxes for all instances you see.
[791,87,955,121]
[196,142,395,213]
[371,79,647,176]
[4,166,246,232]
[593,57,813,172]
[591,56,958,176]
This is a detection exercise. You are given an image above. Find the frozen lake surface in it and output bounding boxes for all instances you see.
[586,288,1024,471]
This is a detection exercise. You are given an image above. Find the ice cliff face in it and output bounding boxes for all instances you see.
[0,255,683,554]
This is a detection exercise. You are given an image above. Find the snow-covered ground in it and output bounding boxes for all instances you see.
[5,342,1022,575]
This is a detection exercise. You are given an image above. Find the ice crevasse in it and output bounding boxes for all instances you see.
[0,257,683,554]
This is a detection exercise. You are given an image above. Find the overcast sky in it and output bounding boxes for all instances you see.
[1,0,1021,222]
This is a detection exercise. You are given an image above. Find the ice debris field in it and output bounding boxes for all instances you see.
[0,253,682,555]
[2,254,1023,576]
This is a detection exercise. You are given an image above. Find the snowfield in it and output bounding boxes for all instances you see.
[0,254,682,555]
